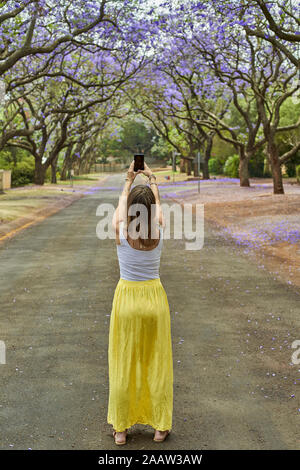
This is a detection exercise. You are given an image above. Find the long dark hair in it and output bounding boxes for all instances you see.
[126,184,158,248]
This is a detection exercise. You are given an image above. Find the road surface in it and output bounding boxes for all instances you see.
[0,173,299,449]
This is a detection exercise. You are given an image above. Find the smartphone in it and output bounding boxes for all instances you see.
[134,154,144,172]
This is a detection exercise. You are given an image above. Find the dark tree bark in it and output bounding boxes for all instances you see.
[61,144,74,180]
[34,159,47,185]
[51,155,58,184]
[238,147,250,187]
[202,159,209,180]
[180,158,185,173]
[202,134,213,180]
[268,142,284,194]
[185,159,192,175]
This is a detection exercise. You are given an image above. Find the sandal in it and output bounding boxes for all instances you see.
[113,428,128,445]
[153,429,171,442]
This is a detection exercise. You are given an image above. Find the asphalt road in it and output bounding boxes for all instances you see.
[0,173,299,450]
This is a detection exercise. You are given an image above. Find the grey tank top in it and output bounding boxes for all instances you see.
[116,220,163,281]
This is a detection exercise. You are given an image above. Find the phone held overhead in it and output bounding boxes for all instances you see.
[134,154,144,172]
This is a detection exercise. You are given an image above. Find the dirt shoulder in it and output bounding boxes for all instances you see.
[166,177,300,290]
[0,175,108,243]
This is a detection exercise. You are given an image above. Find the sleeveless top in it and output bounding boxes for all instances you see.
[116,220,163,281]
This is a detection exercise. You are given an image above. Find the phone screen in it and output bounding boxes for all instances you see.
[134,154,144,172]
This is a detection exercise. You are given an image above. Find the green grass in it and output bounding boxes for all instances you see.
[54,173,106,186]
[0,188,74,201]
[0,173,107,224]
[153,169,174,175]
[0,188,74,224]
[152,169,192,183]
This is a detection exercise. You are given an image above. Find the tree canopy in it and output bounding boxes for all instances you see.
[0,0,299,193]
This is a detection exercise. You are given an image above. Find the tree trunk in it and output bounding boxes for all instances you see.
[74,159,80,176]
[81,144,94,174]
[269,145,284,194]
[87,160,93,174]
[203,134,213,180]
[60,166,67,181]
[185,159,192,175]
[256,95,284,194]
[193,162,199,177]
[79,158,86,175]
[179,158,185,173]
[60,157,68,180]
[51,164,56,184]
[72,142,83,176]
[238,148,250,187]
[34,159,46,185]
[86,151,97,174]
[202,159,209,179]
[61,145,73,180]
[83,159,90,174]
[271,161,284,194]
[51,156,58,184]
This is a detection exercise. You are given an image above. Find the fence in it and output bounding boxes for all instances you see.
[92,160,167,173]
[92,163,126,173]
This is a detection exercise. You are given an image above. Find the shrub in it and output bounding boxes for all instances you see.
[248,150,265,177]
[263,157,272,177]
[296,165,300,184]
[0,150,12,169]
[223,154,240,178]
[208,158,223,175]
[11,158,35,187]
[285,153,300,177]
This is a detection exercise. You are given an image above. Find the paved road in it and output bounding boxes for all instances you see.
[0,173,299,450]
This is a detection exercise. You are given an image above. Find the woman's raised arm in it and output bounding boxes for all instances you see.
[112,161,137,230]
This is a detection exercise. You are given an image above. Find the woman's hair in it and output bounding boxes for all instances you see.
[126,184,158,248]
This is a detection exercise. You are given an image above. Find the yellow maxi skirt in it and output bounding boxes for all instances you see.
[107,277,173,432]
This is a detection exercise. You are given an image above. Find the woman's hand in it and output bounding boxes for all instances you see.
[126,160,138,183]
[137,161,153,178]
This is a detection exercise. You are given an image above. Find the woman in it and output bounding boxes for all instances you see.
[107,160,173,445]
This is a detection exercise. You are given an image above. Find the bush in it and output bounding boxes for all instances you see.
[263,157,272,177]
[0,150,12,169]
[285,153,300,177]
[296,165,300,184]
[284,162,294,177]
[11,158,35,187]
[223,154,240,178]
[208,158,223,175]
[248,149,265,177]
